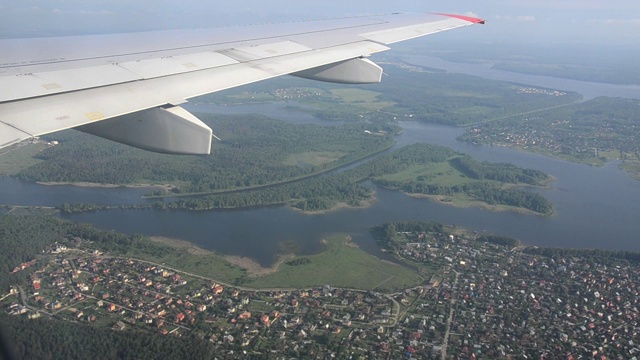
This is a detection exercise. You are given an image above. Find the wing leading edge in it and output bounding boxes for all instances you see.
[0,13,484,154]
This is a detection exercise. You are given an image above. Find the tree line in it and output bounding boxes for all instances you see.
[450,155,549,185]
[1,313,217,360]
[55,143,554,214]
[524,246,640,264]
[20,114,397,193]
[370,145,554,215]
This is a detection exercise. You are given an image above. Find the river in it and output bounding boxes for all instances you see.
[1,62,640,266]
[400,54,640,100]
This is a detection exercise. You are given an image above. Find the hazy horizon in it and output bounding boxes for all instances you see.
[1,1,638,47]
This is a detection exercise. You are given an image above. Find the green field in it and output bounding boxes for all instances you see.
[125,242,248,284]
[247,235,425,292]
[375,160,472,187]
[126,235,426,292]
[0,143,49,175]
[328,88,395,111]
[283,151,347,167]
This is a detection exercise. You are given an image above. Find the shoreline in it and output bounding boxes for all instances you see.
[406,192,552,217]
[148,235,296,277]
[148,236,212,256]
[37,181,175,192]
[290,193,377,215]
[464,141,640,181]
[224,254,296,277]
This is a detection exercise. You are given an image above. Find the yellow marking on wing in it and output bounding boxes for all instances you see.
[42,83,61,90]
[85,112,105,121]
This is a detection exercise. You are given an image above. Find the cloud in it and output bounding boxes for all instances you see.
[493,15,536,22]
[464,11,479,18]
[516,16,536,23]
[52,8,114,15]
[588,18,640,26]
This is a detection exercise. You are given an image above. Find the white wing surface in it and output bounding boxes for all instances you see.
[0,13,484,154]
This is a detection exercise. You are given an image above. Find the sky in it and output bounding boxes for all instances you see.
[0,0,638,46]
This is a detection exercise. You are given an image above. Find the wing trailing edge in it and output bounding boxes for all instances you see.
[0,13,484,154]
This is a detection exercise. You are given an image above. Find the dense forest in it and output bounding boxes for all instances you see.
[55,143,553,214]
[450,156,549,185]
[144,143,552,213]
[0,313,217,360]
[19,114,397,192]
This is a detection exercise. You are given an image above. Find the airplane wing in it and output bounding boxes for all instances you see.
[0,13,484,155]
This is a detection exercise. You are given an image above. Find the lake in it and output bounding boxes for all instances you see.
[1,61,639,266]
[1,104,639,266]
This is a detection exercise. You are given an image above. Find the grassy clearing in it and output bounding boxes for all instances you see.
[375,160,472,187]
[329,88,395,111]
[131,235,426,292]
[409,192,541,215]
[248,235,424,292]
[0,143,48,175]
[437,90,501,99]
[283,151,346,167]
[129,239,247,284]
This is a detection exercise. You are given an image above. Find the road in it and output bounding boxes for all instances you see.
[441,269,459,360]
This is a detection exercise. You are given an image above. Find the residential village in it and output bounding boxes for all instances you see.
[3,233,640,359]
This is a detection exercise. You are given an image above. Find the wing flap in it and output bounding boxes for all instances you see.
[219,41,312,62]
[0,65,141,102]
[118,52,239,79]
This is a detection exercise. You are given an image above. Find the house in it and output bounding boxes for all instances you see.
[238,311,251,320]
[175,313,185,322]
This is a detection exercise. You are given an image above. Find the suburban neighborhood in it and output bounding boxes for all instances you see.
[4,231,640,359]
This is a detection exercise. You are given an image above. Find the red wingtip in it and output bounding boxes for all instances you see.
[435,13,486,24]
